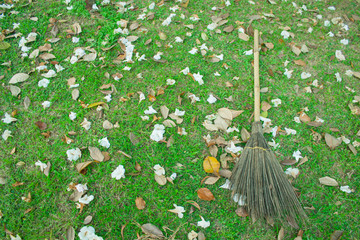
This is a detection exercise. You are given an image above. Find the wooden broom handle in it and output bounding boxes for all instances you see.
[254,29,260,122]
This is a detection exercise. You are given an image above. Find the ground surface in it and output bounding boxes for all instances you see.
[0,0,360,239]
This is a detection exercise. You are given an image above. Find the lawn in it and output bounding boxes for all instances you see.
[0,0,359,239]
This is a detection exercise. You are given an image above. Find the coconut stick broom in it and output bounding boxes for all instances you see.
[229,29,307,224]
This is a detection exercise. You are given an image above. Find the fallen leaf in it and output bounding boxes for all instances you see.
[9,73,29,84]
[163,119,176,128]
[141,223,164,238]
[223,25,234,32]
[299,112,310,123]
[294,59,306,66]
[160,105,169,119]
[155,174,167,185]
[180,0,189,7]
[0,41,11,50]
[84,215,93,224]
[352,71,360,79]
[35,121,47,130]
[39,53,56,60]
[76,161,94,174]
[103,120,114,130]
[72,89,79,100]
[197,188,215,201]
[204,176,220,185]
[86,102,105,109]
[219,169,232,178]
[9,85,21,97]
[235,207,248,217]
[186,200,201,210]
[281,158,296,165]
[238,33,249,41]
[88,147,105,162]
[12,181,24,187]
[66,227,75,240]
[241,128,250,142]
[319,176,339,186]
[325,133,342,150]
[72,22,82,34]
[330,230,344,240]
[297,156,308,167]
[0,176,7,185]
[218,108,233,120]
[278,227,285,240]
[264,42,274,49]
[203,156,220,174]
[24,96,31,109]
[44,162,51,176]
[135,197,146,210]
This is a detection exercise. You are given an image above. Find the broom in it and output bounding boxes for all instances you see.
[229,29,307,224]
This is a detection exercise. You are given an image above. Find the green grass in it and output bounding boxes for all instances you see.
[1,0,360,239]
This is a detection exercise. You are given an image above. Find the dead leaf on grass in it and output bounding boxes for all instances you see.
[135,197,146,210]
[76,161,94,174]
[35,121,47,130]
[325,133,342,150]
[66,227,75,240]
[9,73,29,84]
[319,176,339,186]
[204,176,220,185]
[203,156,220,174]
[88,147,104,162]
[84,215,93,224]
[141,223,164,238]
[197,188,215,201]
[155,174,167,185]
[235,207,248,217]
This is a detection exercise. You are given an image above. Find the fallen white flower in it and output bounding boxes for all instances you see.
[144,106,157,115]
[42,101,51,109]
[285,167,299,178]
[220,179,231,189]
[284,68,293,79]
[153,52,163,60]
[324,20,330,27]
[166,79,176,85]
[175,37,183,43]
[327,31,334,37]
[104,94,112,102]
[38,78,50,88]
[111,165,126,180]
[328,6,336,10]
[150,124,165,142]
[214,71,221,76]
[98,137,110,148]
[226,141,243,154]
[188,47,198,55]
[271,126,278,138]
[226,127,239,133]
[207,94,217,104]
[178,127,187,135]
[69,112,77,121]
[293,117,301,123]
[78,226,96,240]
[154,164,165,176]
[197,216,210,228]
[75,184,88,193]
[41,70,57,78]
[169,173,177,180]
[301,72,311,79]
[340,185,352,193]
[353,141,360,147]
[335,72,342,82]
[244,49,253,55]
[92,4,99,10]
[285,127,296,135]
[340,39,349,45]
[140,116,149,121]
[81,118,91,130]
[2,113,17,124]
[72,37,80,43]
[169,204,185,218]
[55,64,65,72]
[281,30,290,39]
[335,50,345,61]
[148,2,155,9]
[66,148,81,161]
[35,160,47,172]
[292,150,303,162]
[79,194,94,204]
[180,67,190,75]
[123,66,131,71]
[315,116,324,123]
[2,130,12,141]
[345,70,353,76]
[271,98,282,107]
[188,93,200,103]
[268,139,280,149]
[192,72,204,85]
[175,108,185,116]
[233,193,246,206]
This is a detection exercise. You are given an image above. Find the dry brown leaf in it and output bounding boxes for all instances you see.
[319,176,339,186]
[261,101,271,111]
[294,59,306,66]
[84,215,93,225]
[141,223,164,238]
[230,109,244,118]
[238,33,249,41]
[214,116,230,131]
[88,147,104,162]
[83,53,97,61]
[241,128,250,142]
[297,156,308,167]
[209,145,218,158]
[155,174,167,185]
[39,43,52,52]
[76,161,93,174]
[71,89,79,100]
[44,162,51,176]
[203,121,218,131]
[330,230,344,240]
[204,176,220,185]
[9,73,29,84]
[352,71,360,79]
[235,207,248,217]
[163,119,176,128]
[264,42,274,49]
[299,112,310,122]
[135,197,146,210]
[39,53,56,60]
[197,188,215,201]
[186,200,201,210]
[325,133,342,150]
[35,121,47,130]
[291,45,301,56]
[219,169,232,178]
[180,0,189,7]
[135,161,142,171]
[223,25,234,32]
[160,105,169,119]
[72,23,82,34]
[218,108,233,120]
[281,158,296,166]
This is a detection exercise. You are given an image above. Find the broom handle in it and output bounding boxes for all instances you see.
[254,29,260,122]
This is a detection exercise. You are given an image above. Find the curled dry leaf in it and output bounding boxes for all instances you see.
[218,108,233,120]
[325,133,342,150]
[135,197,146,210]
[319,176,339,186]
[9,73,29,84]
[186,200,201,210]
[76,161,94,174]
[88,147,105,162]
[238,33,249,41]
[44,162,51,176]
[299,112,310,122]
[35,121,47,130]
[155,174,167,185]
[141,223,164,238]
[72,22,82,34]
[203,156,220,174]
[197,188,215,201]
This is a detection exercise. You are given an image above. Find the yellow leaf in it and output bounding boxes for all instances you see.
[86,102,105,109]
[203,156,220,174]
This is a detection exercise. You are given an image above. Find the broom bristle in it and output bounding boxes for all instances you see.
[230,121,307,224]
